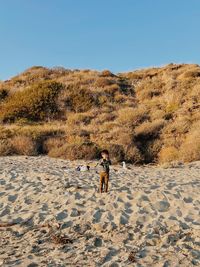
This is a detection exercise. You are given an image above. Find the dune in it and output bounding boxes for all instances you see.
[0,156,200,266]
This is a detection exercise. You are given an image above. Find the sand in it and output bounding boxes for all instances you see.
[0,156,200,267]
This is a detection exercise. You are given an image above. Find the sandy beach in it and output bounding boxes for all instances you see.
[0,156,200,266]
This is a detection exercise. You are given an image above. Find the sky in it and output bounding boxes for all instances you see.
[1,0,200,80]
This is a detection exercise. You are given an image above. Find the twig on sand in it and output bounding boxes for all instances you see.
[50,232,73,245]
[0,222,17,228]
[128,251,137,263]
[47,222,73,245]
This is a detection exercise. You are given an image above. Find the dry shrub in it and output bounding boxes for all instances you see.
[180,70,200,79]
[151,109,165,120]
[66,134,86,144]
[125,72,143,80]
[11,135,38,155]
[59,85,96,113]
[0,139,13,156]
[112,129,134,147]
[93,112,116,125]
[125,145,143,163]
[95,77,114,87]
[99,70,115,77]
[190,84,200,98]
[67,112,91,126]
[135,78,164,100]
[145,139,163,163]
[189,85,200,105]
[114,94,127,103]
[43,137,66,154]
[0,127,13,139]
[97,95,106,105]
[165,102,180,114]
[49,142,99,160]
[135,119,165,139]
[137,88,161,100]
[100,144,125,163]
[101,121,118,132]
[101,84,120,94]
[165,116,192,135]
[0,89,8,102]
[98,94,113,105]
[117,107,147,126]
[158,146,179,163]
[179,129,200,162]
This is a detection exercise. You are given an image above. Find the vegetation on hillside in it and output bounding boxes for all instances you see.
[0,64,199,164]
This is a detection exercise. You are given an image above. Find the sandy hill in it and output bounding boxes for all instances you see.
[0,64,199,164]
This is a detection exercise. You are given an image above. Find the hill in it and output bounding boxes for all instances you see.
[0,64,199,164]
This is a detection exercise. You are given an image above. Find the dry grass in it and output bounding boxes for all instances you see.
[11,135,38,156]
[0,139,13,156]
[49,142,99,160]
[67,112,92,126]
[99,70,115,77]
[43,137,66,154]
[125,145,143,163]
[134,119,165,139]
[158,146,179,163]
[117,107,147,127]
[0,89,8,101]
[179,128,200,162]
[95,77,114,87]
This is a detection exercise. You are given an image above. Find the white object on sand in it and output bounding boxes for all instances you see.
[76,165,90,171]
[122,161,127,169]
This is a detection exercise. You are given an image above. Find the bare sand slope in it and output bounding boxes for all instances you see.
[0,156,200,267]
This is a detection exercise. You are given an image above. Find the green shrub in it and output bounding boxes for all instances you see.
[0,81,63,122]
[61,85,96,113]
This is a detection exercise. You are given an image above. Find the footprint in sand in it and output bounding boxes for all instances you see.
[94,237,103,247]
[183,197,193,203]
[124,202,133,214]
[8,194,18,202]
[0,205,10,217]
[70,208,80,217]
[119,214,129,225]
[154,200,170,212]
[0,192,5,197]
[93,209,102,223]
[0,179,6,185]
[56,210,68,221]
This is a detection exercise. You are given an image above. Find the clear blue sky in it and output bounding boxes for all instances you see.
[1,0,200,80]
